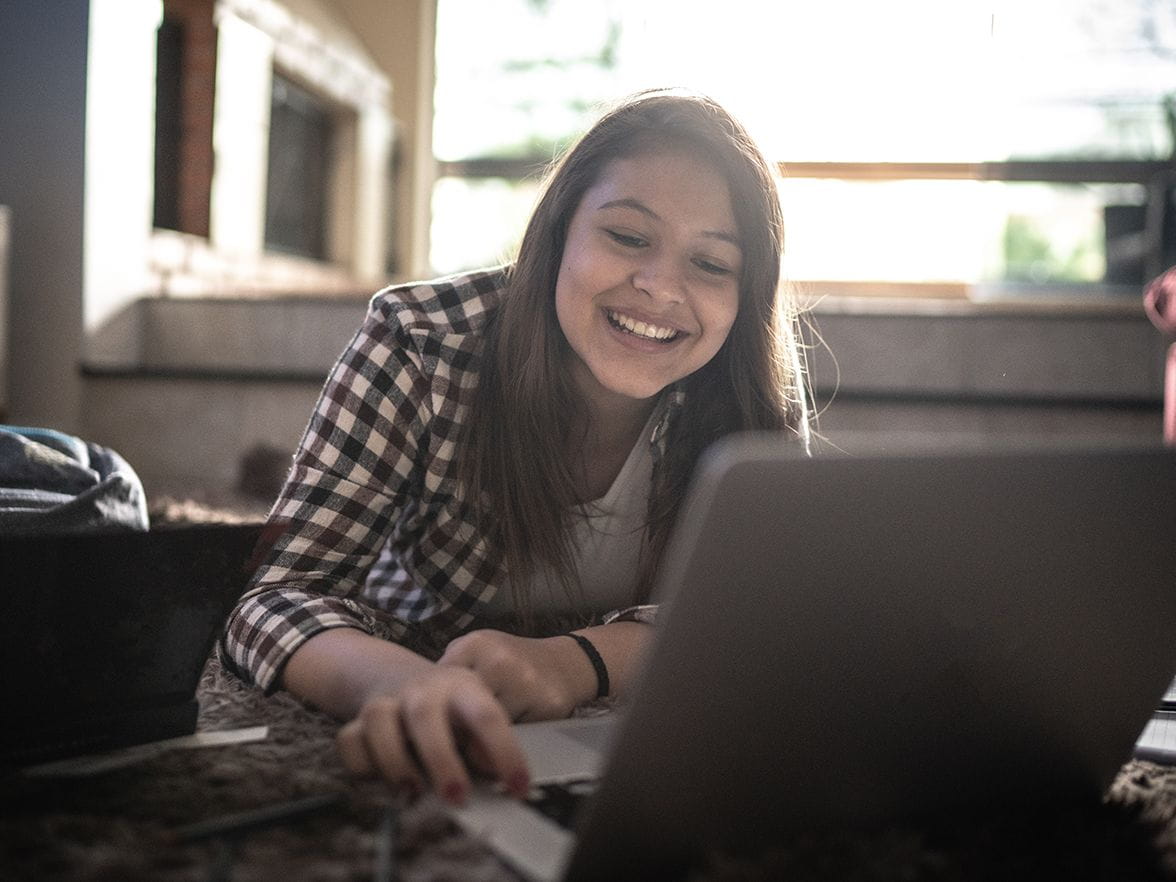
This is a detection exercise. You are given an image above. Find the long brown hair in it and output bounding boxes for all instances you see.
[458,89,809,621]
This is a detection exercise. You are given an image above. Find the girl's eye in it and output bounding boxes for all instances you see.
[606,230,647,248]
[694,258,734,277]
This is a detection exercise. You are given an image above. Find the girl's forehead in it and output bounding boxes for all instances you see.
[581,151,738,231]
[594,147,722,184]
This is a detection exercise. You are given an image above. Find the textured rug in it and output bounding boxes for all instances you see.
[1,650,513,882]
[4,647,1176,882]
[2,493,1175,880]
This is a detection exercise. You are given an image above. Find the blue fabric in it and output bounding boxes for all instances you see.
[0,425,148,536]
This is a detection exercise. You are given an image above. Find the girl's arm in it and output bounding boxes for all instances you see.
[438,620,653,711]
[223,294,435,692]
[283,620,652,804]
[281,627,530,804]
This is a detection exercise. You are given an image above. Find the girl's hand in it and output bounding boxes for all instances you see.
[286,625,634,806]
[437,629,597,722]
[335,664,531,806]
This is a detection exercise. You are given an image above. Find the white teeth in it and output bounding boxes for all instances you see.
[608,310,678,341]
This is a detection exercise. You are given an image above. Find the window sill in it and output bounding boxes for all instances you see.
[798,281,1148,319]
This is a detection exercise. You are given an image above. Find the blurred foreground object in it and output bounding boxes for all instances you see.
[1144,268,1176,446]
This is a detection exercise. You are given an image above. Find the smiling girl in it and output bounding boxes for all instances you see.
[223,90,810,804]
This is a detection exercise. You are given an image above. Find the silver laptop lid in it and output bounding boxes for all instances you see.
[565,437,1176,881]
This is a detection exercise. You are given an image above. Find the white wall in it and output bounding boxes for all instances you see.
[209,11,274,262]
[0,0,90,431]
[83,0,161,335]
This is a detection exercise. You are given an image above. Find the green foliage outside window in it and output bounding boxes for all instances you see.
[1002,215,1099,284]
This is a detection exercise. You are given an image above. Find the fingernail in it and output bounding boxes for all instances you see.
[444,781,467,805]
[508,771,530,798]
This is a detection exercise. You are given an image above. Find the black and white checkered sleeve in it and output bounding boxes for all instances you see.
[223,296,434,691]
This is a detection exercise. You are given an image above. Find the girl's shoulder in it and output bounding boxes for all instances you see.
[368,266,509,337]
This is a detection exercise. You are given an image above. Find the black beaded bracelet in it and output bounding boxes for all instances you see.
[565,632,610,699]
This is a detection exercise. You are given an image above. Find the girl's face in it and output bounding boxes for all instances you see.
[555,150,742,411]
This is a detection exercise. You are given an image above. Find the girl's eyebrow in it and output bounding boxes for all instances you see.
[597,197,742,249]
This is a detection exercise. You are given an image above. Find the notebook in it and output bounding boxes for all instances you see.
[449,437,1176,882]
[0,521,270,766]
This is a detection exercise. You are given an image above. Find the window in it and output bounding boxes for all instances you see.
[152,0,216,239]
[152,14,184,232]
[264,73,333,261]
[432,0,1176,295]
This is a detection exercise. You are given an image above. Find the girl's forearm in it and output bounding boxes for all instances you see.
[280,627,435,719]
[570,620,654,700]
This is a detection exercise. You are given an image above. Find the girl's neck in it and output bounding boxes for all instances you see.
[572,368,657,447]
[566,365,660,503]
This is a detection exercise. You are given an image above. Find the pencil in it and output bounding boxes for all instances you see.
[173,792,345,842]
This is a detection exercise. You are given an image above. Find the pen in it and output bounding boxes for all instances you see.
[373,801,398,882]
[172,792,345,843]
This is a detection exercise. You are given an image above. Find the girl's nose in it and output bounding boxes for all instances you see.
[632,253,685,303]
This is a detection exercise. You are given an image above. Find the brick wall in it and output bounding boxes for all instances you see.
[163,0,217,238]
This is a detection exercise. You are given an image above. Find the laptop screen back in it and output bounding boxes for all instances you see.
[564,439,1176,881]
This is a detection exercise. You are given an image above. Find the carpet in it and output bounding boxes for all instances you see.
[2,494,1174,880]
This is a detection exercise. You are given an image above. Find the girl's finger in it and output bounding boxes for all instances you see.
[351,697,425,796]
[401,689,474,804]
[448,682,531,798]
[336,717,376,777]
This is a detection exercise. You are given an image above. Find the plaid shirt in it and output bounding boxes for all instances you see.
[223,268,669,692]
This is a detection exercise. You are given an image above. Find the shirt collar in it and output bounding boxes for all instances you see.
[648,386,685,456]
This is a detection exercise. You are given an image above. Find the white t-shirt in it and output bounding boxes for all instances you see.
[484,417,655,620]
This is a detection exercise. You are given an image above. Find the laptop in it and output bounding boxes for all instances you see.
[1132,679,1176,764]
[0,521,270,766]
[449,436,1176,882]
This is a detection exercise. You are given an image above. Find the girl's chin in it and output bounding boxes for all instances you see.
[586,368,672,403]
